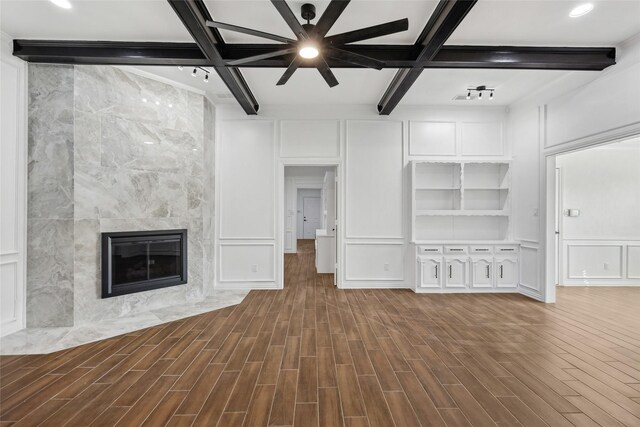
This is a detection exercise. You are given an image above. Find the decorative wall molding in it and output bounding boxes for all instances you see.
[344,242,405,282]
[1,44,28,335]
[219,242,276,283]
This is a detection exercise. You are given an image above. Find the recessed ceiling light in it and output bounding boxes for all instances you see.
[569,3,594,18]
[299,44,319,59]
[50,0,72,9]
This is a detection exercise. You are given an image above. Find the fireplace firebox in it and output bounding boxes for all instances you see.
[101,229,187,298]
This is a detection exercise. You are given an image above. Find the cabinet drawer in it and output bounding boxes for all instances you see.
[495,245,519,255]
[469,245,493,255]
[444,245,468,255]
[417,245,443,255]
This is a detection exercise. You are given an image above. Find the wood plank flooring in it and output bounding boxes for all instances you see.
[1,239,640,426]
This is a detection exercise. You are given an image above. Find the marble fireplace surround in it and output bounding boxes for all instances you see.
[21,64,230,338]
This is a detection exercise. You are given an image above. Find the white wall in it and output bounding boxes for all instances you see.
[0,33,27,336]
[508,32,640,300]
[215,105,508,290]
[557,139,640,285]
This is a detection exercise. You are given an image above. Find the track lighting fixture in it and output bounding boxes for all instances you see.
[180,66,211,84]
[465,85,495,100]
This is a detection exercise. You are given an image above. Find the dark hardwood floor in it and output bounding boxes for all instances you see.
[1,239,640,426]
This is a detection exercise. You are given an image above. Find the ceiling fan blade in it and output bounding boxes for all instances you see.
[325,47,384,70]
[314,0,351,38]
[277,57,302,85]
[206,20,295,44]
[316,56,339,87]
[228,48,296,66]
[271,0,308,40]
[324,18,409,45]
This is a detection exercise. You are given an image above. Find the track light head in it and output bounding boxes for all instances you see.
[192,68,197,77]
[466,91,471,100]
[204,74,209,83]
[489,91,494,100]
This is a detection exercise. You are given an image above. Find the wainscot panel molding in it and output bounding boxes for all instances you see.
[460,121,504,156]
[219,243,276,283]
[562,240,640,285]
[345,120,404,239]
[280,120,340,158]
[219,120,276,240]
[409,121,456,156]
[519,244,542,295]
[0,34,27,336]
[344,242,405,282]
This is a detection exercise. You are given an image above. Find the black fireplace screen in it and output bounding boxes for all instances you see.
[101,230,187,298]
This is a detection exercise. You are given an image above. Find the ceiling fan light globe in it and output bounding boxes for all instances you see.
[299,45,319,59]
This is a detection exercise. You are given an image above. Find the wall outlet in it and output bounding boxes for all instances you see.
[384,263,390,271]
[251,264,258,273]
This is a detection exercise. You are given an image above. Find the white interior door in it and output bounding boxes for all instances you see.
[303,197,321,239]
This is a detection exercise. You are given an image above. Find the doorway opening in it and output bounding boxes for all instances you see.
[283,165,338,287]
[546,135,640,297]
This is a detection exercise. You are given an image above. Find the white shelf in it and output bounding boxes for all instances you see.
[464,187,508,191]
[415,187,461,191]
[416,210,509,217]
[412,160,511,242]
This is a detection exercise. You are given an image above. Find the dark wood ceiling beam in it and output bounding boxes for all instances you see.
[221,44,616,70]
[167,0,259,114]
[13,39,615,71]
[12,40,210,65]
[377,0,478,115]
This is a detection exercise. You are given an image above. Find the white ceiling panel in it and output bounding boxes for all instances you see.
[0,0,193,41]
[448,0,640,47]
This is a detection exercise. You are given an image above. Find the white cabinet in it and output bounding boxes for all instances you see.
[315,233,335,274]
[414,244,519,292]
[418,257,442,288]
[444,258,468,289]
[495,257,518,288]
[470,258,493,288]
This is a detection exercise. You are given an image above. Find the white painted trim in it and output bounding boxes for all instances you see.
[217,119,277,241]
[408,120,457,157]
[542,122,640,301]
[218,242,277,283]
[344,119,405,240]
[0,32,28,336]
[344,241,405,282]
[279,158,343,289]
[279,120,341,158]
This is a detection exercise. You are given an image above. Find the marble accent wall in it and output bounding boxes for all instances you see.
[27,64,75,327]
[28,64,214,326]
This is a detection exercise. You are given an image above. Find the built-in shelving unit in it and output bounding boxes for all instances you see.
[411,160,511,242]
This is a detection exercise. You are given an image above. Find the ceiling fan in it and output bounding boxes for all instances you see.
[205,0,409,87]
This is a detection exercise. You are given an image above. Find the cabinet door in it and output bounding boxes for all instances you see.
[419,258,442,288]
[471,258,493,288]
[445,258,467,289]
[496,258,518,288]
